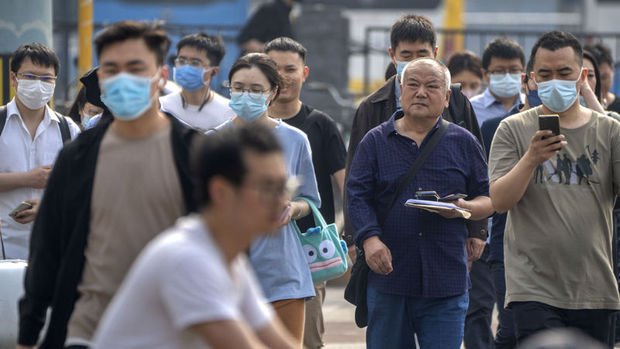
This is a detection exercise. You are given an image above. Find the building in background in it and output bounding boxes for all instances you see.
[2,0,620,135]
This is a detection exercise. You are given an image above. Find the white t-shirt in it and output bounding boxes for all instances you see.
[160,91,235,132]
[92,215,274,349]
[0,99,80,259]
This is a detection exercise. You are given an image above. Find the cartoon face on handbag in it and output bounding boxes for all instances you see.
[301,227,348,282]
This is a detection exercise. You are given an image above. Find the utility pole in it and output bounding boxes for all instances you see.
[439,0,465,61]
[78,0,94,80]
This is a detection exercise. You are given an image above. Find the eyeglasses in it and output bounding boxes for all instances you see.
[489,69,523,75]
[174,57,206,68]
[229,88,271,101]
[16,73,56,83]
[245,176,300,202]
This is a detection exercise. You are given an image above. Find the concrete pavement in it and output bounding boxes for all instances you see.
[323,285,366,349]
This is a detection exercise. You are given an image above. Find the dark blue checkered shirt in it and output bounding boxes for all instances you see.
[347,111,489,297]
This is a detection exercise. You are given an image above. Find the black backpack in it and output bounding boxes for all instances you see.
[0,105,71,143]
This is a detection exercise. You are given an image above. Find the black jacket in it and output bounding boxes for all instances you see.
[18,115,199,348]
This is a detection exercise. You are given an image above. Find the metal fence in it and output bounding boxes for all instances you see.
[356,27,620,96]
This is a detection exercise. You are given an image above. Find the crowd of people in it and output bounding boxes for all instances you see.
[1,9,620,349]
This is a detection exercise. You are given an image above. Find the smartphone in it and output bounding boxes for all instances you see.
[539,114,560,139]
[415,190,439,201]
[438,193,468,202]
[9,201,33,219]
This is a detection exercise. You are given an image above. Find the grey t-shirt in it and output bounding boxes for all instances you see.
[489,106,620,310]
[67,124,185,343]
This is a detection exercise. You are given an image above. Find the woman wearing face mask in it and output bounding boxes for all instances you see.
[447,51,484,99]
[578,50,607,114]
[68,86,104,130]
[216,53,320,347]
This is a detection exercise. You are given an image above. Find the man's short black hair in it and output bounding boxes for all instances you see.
[264,37,307,62]
[390,15,436,50]
[481,37,525,70]
[529,31,583,68]
[10,43,60,75]
[585,42,614,67]
[95,21,171,66]
[192,123,282,207]
[176,32,226,66]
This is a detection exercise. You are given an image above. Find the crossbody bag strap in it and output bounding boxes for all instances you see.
[382,118,450,223]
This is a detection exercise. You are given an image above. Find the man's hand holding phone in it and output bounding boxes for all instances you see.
[525,115,567,166]
[10,200,39,224]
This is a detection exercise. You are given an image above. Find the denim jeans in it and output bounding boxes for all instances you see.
[366,285,469,349]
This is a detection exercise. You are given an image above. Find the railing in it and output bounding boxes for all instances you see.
[356,27,620,96]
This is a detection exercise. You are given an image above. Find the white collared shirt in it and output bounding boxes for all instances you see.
[0,98,80,259]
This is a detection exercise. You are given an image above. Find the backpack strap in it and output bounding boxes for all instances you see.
[55,112,71,144]
[0,105,7,137]
[0,106,71,143]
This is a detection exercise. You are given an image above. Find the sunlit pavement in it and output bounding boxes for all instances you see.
[323,285,366,349]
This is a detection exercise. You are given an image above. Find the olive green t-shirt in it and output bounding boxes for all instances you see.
[489,106,620,310]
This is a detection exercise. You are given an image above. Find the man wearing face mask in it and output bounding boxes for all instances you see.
[0,43,80,260]
[17,21,202,349]
[478,58,540,349]
[489,31,620,346]
[160,33,235,132]
[471,38,525,130]
[464,37,525,349]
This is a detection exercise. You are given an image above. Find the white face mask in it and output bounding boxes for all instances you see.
[16,79,55,110]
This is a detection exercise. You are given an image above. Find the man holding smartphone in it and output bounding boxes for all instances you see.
[0,43,80,260]
[489,31,620,345]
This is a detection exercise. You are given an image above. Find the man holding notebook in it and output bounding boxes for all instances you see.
[346,58,493,348]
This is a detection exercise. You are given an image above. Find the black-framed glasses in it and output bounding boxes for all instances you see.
[488,69,523,76]
[16,73,56,83]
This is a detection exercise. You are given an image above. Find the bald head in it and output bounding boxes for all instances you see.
[399,57,451,120]
[401,57,451,90]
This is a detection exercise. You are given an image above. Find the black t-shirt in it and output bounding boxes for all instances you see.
[608,94,620,114]
[283,104,347,232]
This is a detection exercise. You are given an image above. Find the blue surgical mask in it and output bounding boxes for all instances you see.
[489,73,522,98]
[536,78,579,113]
[526,89,542,107]
[395,60,409,80]
[100,72,156,121]
[229,91,269,122]
[173,65,206,91]
[81,113,101,129]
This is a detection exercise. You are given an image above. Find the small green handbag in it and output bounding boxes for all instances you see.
[294,198,348,283]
